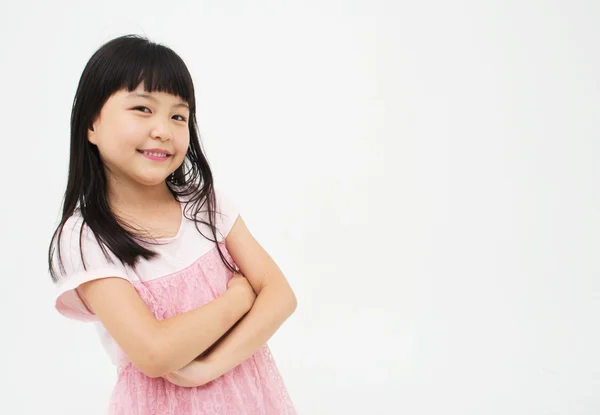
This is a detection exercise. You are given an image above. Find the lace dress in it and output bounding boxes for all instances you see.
[108,243,297,415]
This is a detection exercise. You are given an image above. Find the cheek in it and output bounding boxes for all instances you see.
[105,121,146,153]
[175,134,190,158]
[119,121,147,147]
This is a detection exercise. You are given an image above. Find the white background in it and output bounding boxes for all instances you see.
[1,1,599,414]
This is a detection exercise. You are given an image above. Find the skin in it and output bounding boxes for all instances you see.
[79,83,297,382]
[165,215,298,387]
[88,85,190,235]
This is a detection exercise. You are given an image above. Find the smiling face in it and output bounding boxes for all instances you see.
[88,83,191,189]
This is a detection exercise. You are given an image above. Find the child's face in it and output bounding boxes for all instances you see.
[88,83,190,187]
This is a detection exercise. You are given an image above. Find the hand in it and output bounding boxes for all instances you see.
[164,370,195,387]
[227,272,256,310]
[226,272,251,290]
[163,357,217,387]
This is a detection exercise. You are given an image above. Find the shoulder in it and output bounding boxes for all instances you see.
[213,186,241,239]
[59,209,84,239]
[213,186,237,209]
[51,211,128,288]
[53,211,109,267]
[176,185,235,209]
[178,185,241,240]
[52,211,85,263]
[52,211,131,321]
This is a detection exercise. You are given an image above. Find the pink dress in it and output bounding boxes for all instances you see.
[53,189,296,414]
[110,244,296,414]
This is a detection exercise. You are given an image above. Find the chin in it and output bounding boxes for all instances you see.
[134,175,171,187]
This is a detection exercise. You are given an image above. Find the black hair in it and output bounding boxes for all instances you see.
[48,34,236,282]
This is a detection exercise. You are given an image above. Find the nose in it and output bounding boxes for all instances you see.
[150,121,173,142]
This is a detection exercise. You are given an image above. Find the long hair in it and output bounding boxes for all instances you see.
[48,34,236,282]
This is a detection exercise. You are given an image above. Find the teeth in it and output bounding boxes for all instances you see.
[143,151,168,157]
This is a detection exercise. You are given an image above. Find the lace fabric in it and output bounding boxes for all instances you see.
[109,244,296,414]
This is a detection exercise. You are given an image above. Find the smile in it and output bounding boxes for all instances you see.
[137,149,172,162]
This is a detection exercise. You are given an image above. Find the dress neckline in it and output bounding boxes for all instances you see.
[139,198,185,244]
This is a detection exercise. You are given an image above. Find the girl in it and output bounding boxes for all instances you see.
[48,34,297,414]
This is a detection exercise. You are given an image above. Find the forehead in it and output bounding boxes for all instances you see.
[115,84,188,107]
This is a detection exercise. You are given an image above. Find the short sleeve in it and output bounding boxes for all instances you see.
[52,215,130,322]
[214,187,241,240]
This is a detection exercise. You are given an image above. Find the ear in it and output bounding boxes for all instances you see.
[88,121,97,145]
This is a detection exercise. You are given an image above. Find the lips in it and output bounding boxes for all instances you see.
[137,148,172,162]
[137,148,172,158]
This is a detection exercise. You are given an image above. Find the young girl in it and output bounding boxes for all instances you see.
[48,34,297,414]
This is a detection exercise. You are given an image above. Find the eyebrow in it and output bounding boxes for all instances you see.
[127,92,190,110]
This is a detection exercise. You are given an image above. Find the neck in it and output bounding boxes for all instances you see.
[106,175,175,213]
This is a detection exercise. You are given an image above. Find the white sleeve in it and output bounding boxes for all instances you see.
[213,187,241,240]
[52,215,130,322]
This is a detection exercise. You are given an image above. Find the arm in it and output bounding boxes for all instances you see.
[165,216,297,386]
[79,274,255,378]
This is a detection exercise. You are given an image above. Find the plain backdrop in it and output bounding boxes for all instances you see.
[1,1,599,414]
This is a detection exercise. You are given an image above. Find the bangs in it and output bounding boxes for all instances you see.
[93,36,195,109]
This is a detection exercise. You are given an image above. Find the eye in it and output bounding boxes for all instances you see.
[133,106,151,113]
[173,114,188,122]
